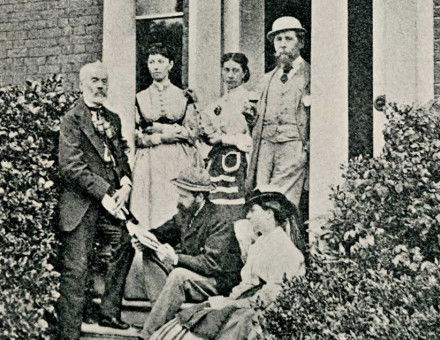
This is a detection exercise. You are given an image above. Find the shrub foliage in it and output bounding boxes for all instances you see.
[0,76,79,339]
[262,102,440,339]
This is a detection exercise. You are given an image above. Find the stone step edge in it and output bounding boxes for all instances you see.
[92,298,197,312]
[81,322,141,339]
[93,298,152,312]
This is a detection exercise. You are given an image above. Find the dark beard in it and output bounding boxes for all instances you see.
[177,201,200,216]
[276,52,296,66]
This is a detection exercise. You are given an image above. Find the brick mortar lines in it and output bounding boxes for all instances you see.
[434,1,440,96]
[0,0,103,90]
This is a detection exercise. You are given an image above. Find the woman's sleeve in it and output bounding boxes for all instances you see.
[235,244,306,308]
[134,105,162,148]
[228,247,256,300]
[199,104,225,145]
[181,102,202,145]
[252,247,305,307]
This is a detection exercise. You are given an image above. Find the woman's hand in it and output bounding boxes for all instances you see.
[135,130,147,147]
[208,296,235,310]
[208,133,222,145]
[242,101,257,127]
[235,138,252,153]
[221,134,252,153]
[160,131,187,144]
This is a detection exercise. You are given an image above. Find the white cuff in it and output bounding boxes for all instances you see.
[120,176,132,187]
[302,94,311,107]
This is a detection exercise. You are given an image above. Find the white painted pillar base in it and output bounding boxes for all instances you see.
[309,1,349,250]
[102,0,137,162]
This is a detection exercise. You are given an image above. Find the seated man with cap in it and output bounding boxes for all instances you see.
[135,166,244,339]
[147,188,306,340]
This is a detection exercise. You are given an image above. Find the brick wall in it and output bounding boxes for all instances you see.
[0,0,103,90]
[434,0,440,96]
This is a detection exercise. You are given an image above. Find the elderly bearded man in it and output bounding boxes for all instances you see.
[57,61,134,339]
[246,16,311,209]
[133,167,243,339]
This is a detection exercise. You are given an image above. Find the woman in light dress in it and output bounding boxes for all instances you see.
[130,44,202,230]
[200,53,256,209]
[149,189,306,340]
[126,44,202,299]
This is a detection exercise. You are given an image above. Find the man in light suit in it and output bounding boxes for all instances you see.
[57,61,133,339]
[246,16,311,209]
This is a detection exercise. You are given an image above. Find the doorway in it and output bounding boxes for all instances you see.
[264,0,312,241]
[265,0,311,72]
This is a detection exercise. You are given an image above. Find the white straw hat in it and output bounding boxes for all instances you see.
[267,16,306,40]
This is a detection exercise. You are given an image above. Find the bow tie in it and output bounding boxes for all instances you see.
[88,105,104,115]
[89,106,115,140]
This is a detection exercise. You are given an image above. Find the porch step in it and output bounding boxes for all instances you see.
[81,323,141,339]
[80,299,197,339]
[80,299,151,339]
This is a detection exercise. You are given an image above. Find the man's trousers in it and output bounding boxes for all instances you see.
[139,257,219,338]
[256,139,307,208]
[57,206,134,340]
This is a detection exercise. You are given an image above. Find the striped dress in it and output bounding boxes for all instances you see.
[202,85,253,207]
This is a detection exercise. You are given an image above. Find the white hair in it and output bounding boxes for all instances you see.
[79,60,107,83]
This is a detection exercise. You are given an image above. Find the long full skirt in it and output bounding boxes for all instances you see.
[125,142,201,299]
[150,308,262,340]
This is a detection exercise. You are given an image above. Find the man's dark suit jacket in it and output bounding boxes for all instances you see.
[58,99,131,232]
[151,201,244,295]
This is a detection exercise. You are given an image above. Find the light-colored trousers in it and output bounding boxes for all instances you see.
[256,139,307,208]
[139,256,219,338]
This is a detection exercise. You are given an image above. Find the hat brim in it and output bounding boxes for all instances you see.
[244,191,297,219]
[171,178,216,192]
[267,27,307,41]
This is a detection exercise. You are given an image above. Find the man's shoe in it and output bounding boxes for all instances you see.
[83,314,97,324]
[135,330,151,340]
[98,315,130,329]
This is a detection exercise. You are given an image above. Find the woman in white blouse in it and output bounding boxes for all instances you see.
[147,189,305,340]
[200,53,255,208]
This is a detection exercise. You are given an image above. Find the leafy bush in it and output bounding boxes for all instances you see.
[0,76,79,339]
[262,101,440,339]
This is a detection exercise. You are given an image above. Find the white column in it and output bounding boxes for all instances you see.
[372,0,387,156]
[188,0,222,107]
[416,1,434,103]
[222,0,265,91]
[223,0,241,53]
[102,0,137,159]
[373,0,434,156]
[239,0,265,91]
[309,0,349,249]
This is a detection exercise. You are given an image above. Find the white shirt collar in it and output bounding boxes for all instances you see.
[277,56,305,78]
[291,55,304,70]
[225,84,246,96]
